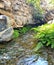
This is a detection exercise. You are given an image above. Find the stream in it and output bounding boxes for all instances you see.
[0,31,54,65]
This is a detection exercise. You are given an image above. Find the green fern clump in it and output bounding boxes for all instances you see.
[32,23,54,51]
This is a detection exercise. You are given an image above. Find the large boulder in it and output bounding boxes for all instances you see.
[0,0,34,28]
[0,15,14,42]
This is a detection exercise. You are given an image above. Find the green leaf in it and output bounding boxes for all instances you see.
[33,42,43,51]
[46,42,51,46]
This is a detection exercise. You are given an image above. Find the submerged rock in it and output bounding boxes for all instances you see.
[17,55,48,65]
[0,15,14,42]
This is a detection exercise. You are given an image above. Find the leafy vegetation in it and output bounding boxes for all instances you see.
[32,23,54,51]
[49,0,54,4]
[13,26,32,38]
[13,30,19,38]
[18,26,31,34]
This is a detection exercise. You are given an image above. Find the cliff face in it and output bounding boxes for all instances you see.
[0,0,34,28]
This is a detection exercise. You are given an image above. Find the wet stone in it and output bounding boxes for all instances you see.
[17,55,48,65]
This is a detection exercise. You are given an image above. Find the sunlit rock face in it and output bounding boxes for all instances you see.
[0,15,14,42]
[40,0,54,11]
[11,0,34,26]
[40,0,54,23]
[0,0,34,28]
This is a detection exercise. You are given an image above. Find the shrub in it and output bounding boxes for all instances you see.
[32,23,54,51]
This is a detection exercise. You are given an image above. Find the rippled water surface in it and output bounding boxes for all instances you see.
[0,31,54,65]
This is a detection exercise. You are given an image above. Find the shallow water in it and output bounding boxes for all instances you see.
[0,31,54,65]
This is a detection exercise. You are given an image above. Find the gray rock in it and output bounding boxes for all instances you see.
[40,0,54,11]
[0,15,14,42]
